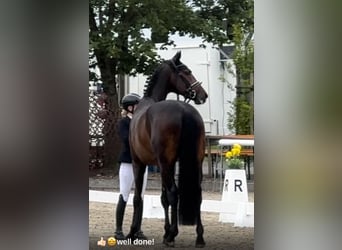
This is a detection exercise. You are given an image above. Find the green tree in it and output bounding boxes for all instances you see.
[89,0,254,169]
[227,23,254,134]
[192,0,254,41]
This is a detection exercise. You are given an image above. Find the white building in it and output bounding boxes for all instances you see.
[127,42,237,135]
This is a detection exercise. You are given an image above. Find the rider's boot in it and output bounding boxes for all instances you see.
[114,194,126,240]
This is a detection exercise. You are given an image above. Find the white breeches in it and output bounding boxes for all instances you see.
[119,162,148,202]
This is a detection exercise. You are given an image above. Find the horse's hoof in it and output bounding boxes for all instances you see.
[195,243,205,248]
[163,239,175,247]
[195,240,206,248]
[125,233,134,240]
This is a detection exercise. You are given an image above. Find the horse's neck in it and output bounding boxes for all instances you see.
[145,63,175,101]
[150,81,169,101]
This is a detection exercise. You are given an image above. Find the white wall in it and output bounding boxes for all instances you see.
[128,43,237,135]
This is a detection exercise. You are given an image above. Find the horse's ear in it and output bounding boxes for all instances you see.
[172,51,181,63]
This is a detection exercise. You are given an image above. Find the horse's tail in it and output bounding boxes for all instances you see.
[178,111,204,225]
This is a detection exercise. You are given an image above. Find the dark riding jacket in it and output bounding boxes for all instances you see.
[117,116,132,163]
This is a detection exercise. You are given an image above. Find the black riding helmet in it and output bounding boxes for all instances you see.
[121,93,141,111]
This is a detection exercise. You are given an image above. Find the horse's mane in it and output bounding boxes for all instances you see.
[143,58,188,97]
[143,60,167,97]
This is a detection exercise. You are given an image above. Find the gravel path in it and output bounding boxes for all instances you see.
[89,169,254,249]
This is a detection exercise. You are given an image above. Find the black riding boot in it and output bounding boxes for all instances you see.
[115,194,126,240]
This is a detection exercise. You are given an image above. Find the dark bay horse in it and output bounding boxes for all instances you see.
[126,51,208,247]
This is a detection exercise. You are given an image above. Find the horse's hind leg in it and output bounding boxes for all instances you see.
[166,182,179,246]
[195,165,205,247]
[160,167,178,247]
[195,214,206,248]
[160,186,170,243]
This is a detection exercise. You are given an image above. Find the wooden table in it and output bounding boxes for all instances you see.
[205,135,254,177]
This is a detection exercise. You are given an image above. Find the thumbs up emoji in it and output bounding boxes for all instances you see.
[97,237,106,246]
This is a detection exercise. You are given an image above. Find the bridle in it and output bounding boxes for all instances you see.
[170,60,203,103]
[184,81,202,103]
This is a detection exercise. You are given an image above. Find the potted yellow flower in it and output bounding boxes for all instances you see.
[224,144,244,169]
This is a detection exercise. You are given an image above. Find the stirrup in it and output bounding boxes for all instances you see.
[115,230,125,240]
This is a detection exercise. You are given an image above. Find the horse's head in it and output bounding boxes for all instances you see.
[168,51,208,104]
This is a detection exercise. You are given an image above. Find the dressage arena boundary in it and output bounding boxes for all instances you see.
[89,190,254,228]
